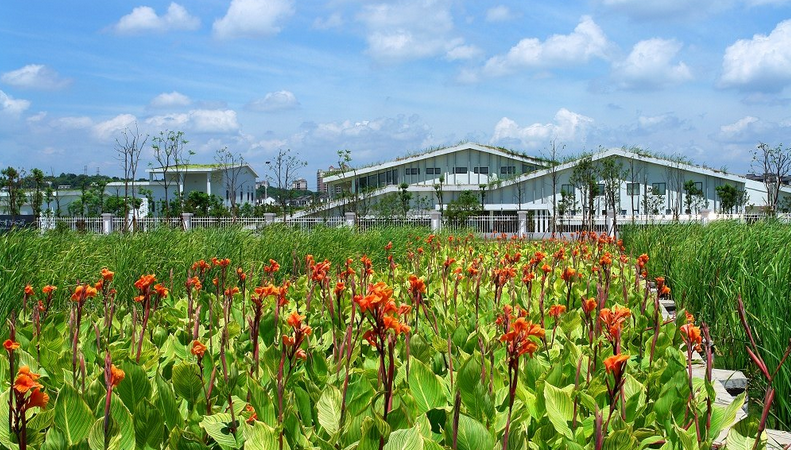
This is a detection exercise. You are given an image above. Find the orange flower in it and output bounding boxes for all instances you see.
[685,311,695,323]
[655,277,665,288]
[582,298,597,314]
[24,285,34,296]
[680,323,702,350]
[101,268,114,282]
[212,257,231,267]
[42,285,56,295]
[134,274,157,291]
[224,286,240,297]
[3,339,20,352]
[604,354,630,378]
[599,253,612,266]
[191,340,207,358]
[659,285,671,297]
[549,304,566,319]
[560,267,576,282]
[541,264,552,274]
[295,349,307,360]
[245,404,258,424]
[334,282,345,298]
[71,284,98,302]
[286,311,305,328]
[110,364,125,389]
[154,283,169,298]
[363,330,377,347]
[408,274,426,295]
[282,335,296,346]
[14,366,42,394]
[384,241,392,251]
[25,388,49,409]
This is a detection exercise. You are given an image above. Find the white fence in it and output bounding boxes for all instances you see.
[36,211,791,236]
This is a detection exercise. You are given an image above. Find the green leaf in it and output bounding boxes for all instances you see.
[316,385,342,436]
[243,421,279,450]
[408,357,446,415]
[200,413,242,450]
[455,415,494,450]
[54,383,94,446]
[115,361,150,413]
[134,399,164,449]
[40,428,66,450]
[384,423,424,450]
[172,361,203,405]
[0,389,19,450]
[110,392,136,450]
[603,429,639,450]
[726,417,764,450]
[156,373,183,430]
[710,392,745,441]
[543,383,574,440]
[675,422,700,450]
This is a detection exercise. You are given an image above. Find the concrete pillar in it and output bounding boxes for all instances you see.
[264,213,276,224]
[206,173,211,196]
[429,210,442,232]
[182,213,193,231]
[345,212,356,227]
[606,210,615,237]
[701,209,711,225]
[101,213,113,235]
[517,211,527,237]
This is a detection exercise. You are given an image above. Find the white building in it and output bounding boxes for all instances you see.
[314,143,791,219]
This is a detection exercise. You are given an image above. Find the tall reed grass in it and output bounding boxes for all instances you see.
[0,225,429,318]
[622,220,791,428]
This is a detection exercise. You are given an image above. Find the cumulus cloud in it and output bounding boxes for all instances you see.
[720,19,791,91]
[491,109,594,148]
[113,3,200,34]
[612,38,692,90]
[485,5,512,22]
[712,116,775,142]
[0,90,30,117]
[480,16,610,78]
[246,90,299,112]
[213,0,294,39]
[92,114,138,141]
[146,109,239,133]
[149,91,192,108]
[1,64,71,90]
[358,0,464,63]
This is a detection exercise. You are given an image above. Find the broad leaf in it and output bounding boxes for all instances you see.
[543,383,574,440]
[54,383,94,446]
[408,357,446,415]
[172,361,203,405]
[317,385,342,436]
[384,423,424,450]
[201,413,242,450]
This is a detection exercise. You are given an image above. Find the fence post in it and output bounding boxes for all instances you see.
[345,212,356,228]
[429,211,442,232]
[264,213,276,225]
[517,211,527,237]
[182,213,193,231]
[700,209,711,225]
[606,210,615,237]
[101,213,113,235]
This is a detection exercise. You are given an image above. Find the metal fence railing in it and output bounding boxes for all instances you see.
[442,215,519,234]
[357,216,431,232]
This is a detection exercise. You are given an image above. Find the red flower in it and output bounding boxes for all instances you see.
[604,354,630,378]
[549,304,566,319]
[4,339,20,352]
[109,365,125,389]
[191,340,207,358]
[24,285,34,296]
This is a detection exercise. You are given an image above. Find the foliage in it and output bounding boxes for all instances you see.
[0,230,773,450]
[715,184,748,214]
[445,190,481,225]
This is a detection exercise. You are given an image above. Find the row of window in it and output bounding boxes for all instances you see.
[225,190,255,202]
[404,166,519,176]
[560,182,702,196]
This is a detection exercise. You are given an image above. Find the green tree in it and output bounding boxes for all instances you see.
[446,190,482,226]
[569,155,598,231]
[598,156,627,235]
[752,142,791,215]
[152,130,189,217]
[683,180,704,214]
[1,167,26,219]
[398,183,412,217]
[556,188,576,232]
[715,184,748,214]
[28,168,46,218]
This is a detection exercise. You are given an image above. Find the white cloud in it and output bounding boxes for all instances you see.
[358,0,464,63]
[720,19,791,91]
[485,5,512,22]
[113,3,200,34]
[313,12,343,30]
[146,109,239,133]
[50,116,94,130]
[481,16,610,77]
[1,64,71,90]
[92,114,138,141]
[713,116,776,143]
[613,38,692,90]
[634,113,685,134]
[150,91,192,108]
[246,90,299,112]
[213,0,294,39]
[491,109,594,148]
[445,44,483,61]
[0,90,30,117]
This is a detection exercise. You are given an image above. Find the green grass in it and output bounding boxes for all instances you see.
[621,220,791,429]
[0,225,431,319]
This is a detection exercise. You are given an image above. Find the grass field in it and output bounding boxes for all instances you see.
[621,220,791,429]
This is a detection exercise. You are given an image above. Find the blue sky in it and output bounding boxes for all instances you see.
[2,0,791,187]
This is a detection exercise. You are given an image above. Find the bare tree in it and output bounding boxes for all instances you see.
[624,147,645,223]
[268,148,307,220]
[598,156,627,236]
[215,147,249,219]
[115,124,147,226]
[664,158,686,220]
[569,154,598,231]
[541,139,565,234]
[752,142,791,216]
[151,130,189,217]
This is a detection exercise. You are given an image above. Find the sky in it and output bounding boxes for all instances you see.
[2,0,791,188]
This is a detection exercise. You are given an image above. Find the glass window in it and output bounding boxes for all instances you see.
[596,184,604,196]
[426,167,441,175]
[627,183,640,196]
[473,166,489,174]
[694,182,703,192]
[561,184,574,194]
[500,166,516,175]
[651,182,666,195]
[454,167,468,174]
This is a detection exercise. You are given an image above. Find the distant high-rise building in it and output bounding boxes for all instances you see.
[292,178,308,191]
